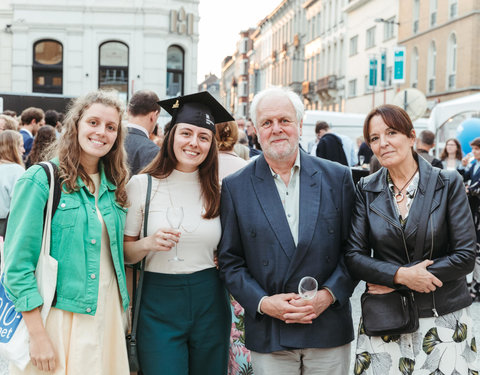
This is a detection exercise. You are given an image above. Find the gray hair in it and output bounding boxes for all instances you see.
[250,86,304,129]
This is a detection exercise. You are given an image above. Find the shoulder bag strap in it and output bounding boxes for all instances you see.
[412,168,440,262]
[130,174,152,340]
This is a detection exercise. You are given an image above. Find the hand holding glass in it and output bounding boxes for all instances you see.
[166,207,184,262]
[298,276,318,300]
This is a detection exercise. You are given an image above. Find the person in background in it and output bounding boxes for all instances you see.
[345,104,477,374]
[215,120,251,375]
[463,137,480,301]
[235,117,246,132]
[25,125,57,168]
[0,130,25,237]
[356,136,373,166]
[246,119,262,159]
[416,130,443,169]
[233,131,250,161]
[3,110,17,118]
[4,90,130,374]
[44,109,62,138]
[216,120,248,182]
[149,124,164,148]
[56,112,64,135]
[124,92,232,375]
[440,138,464,171]
[315,121,349,166]
[125,90,161,176]
[19,107,45,159]
[218,87,356,375]
[0,114,19,133]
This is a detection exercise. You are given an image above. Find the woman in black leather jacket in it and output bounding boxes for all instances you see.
[345,104,478,375]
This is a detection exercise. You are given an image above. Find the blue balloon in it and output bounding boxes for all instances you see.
[456,118,480,154]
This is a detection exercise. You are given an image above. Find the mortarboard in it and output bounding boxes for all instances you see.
[158,91,234,134]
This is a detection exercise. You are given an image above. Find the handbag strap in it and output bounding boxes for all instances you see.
[412,167,440,262]
[130,174,152,340]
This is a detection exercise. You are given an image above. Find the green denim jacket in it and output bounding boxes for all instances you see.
[3,161,129,315]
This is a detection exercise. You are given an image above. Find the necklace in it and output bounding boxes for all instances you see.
[391,168,418,203]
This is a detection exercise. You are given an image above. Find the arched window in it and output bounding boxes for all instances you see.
[411,47,419,88]
[33,39,63,94]
[427,42,436,93]
[447,33,457,89]
[99,41,129,101]
[166,45,185,97]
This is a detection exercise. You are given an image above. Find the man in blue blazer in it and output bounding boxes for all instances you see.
[218,87,356,374]
[125,90,161,175]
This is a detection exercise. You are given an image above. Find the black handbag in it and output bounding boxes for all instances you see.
[360,167,439,337]
[126,174,152,372]
[361,289,419,336]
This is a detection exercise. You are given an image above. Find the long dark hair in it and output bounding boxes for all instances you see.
[142,124,220,219]
[27,125,57,166]
[440,138,462,161]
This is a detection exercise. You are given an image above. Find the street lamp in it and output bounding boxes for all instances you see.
[374,18,400,25]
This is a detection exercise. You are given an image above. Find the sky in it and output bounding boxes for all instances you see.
[197,0,281,84]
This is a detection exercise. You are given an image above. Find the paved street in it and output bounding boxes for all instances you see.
[1,283,479,374]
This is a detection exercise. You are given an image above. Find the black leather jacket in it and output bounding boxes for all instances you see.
[345,155,476,318]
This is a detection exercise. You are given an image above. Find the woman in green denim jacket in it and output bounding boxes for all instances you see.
[3,90,130,374]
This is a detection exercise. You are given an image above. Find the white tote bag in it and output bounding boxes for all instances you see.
[0,162,59,370]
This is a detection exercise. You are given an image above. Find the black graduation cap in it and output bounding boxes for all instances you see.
[158,91,234,134]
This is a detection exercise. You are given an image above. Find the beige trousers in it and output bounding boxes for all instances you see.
[251,343,351,375]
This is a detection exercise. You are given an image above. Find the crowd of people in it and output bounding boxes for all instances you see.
[0,86,479,375]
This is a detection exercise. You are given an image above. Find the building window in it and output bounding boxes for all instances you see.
[241,59,248,75]
[32,39,63,94]
[430,0,438,27]
[366,26,376,49]
[413,0,420,34]
[99,41,128,101]
[383,18,395,40]
[240,81,248,97]
[447,33,457,89]
[166,45,184,97]
[364,75,373,93]
[387,66,392,87]
[240,38,248,54]
[411,47,419,88]
[348,79,357,97]
[427,42,436,93]
[449,0,458,18]
[349,35,358,56]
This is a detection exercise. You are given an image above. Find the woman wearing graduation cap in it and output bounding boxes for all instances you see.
[124,92,232,375]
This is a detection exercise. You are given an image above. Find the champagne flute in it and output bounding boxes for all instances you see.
[298,276,318,300]
[359,155,365,167]
[166,207,184,262]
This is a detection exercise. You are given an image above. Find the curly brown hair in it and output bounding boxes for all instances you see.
[142,123,220,219]
[215,121,239,152]
[56,90,129,206]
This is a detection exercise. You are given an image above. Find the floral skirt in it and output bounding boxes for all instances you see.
[228,295,254,375]
[354,306,479,375]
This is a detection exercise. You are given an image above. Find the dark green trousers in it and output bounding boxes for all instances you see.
[138,267,231,375]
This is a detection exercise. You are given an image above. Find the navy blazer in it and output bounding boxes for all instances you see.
[218,150,356,353]
[124,127,160,175]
